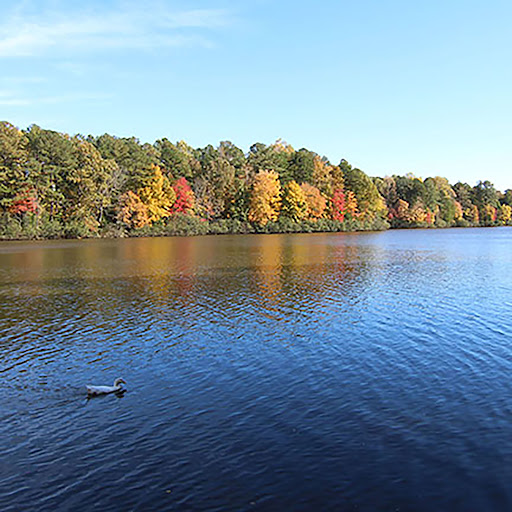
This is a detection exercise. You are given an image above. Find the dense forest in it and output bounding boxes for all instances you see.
[1,121,511,240]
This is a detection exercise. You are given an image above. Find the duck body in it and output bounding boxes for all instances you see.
[86,378,126,396]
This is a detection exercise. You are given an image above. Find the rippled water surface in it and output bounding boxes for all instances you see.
[1,228,512,511]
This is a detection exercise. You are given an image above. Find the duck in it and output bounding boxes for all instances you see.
[86,378,126,397]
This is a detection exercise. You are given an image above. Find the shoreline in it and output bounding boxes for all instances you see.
[0,219,508,243]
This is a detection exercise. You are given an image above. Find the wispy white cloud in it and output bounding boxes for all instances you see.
[0,76,47,84]
[0,2,231,57]
[53,61,88,77]
[0,89,112,107]
[0,90,30,106]
[39,92,113,105]
[0,98,31,106]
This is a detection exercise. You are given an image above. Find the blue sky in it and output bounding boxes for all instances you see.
[1,0,511,190]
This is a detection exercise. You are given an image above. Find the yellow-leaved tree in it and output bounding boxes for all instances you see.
[137,165,176,223]
[465,204,479,224]
[248,170,282,226]
[407,203,427,223]
[481,204,497,224]
[498,204,512,225]
[281,180,308,221]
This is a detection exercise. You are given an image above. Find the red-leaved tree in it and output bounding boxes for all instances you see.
[170,177,195,215]
[331,189,346,222]
[9,190,39,216]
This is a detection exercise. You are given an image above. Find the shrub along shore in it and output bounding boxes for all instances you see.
[1,121,511,240]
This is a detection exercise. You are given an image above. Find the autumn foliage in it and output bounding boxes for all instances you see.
[498,204,512,225]
[170,177,195,215]
[332,189,358,222]
[248,170,282,226]
[137,166,176,223]
[9,191,38,216]
[1,120,510,239]
[117,191,150,229]
[281,180,308,221]
[331,189,346,222]
[300,183,326,220]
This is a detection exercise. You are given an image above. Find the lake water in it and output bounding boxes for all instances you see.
[1,228,511,511]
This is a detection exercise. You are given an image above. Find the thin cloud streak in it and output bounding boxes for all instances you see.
[0,90,29,106]
[0,76,47,84]
[0,99,31,106]
[0,91,112,107]
[0,4,231,57]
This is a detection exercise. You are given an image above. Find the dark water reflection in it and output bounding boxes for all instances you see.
[1,229,512,511]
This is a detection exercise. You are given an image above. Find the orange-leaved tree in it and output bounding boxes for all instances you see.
[117,191,150,228]
[300,183,326,220]
[390,198,409,223]
[454,201,463,222]
[345,191,358,219]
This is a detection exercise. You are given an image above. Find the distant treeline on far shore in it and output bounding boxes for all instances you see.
[1,121,511,240]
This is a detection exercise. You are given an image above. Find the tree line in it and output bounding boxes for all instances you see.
[1,121,511,239]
